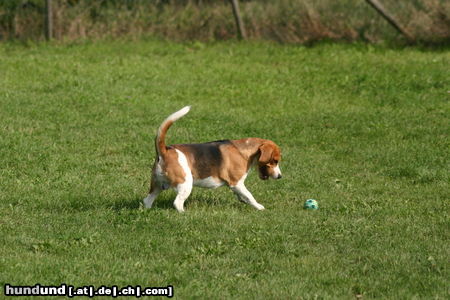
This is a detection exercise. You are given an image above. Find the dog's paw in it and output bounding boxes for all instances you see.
[143,196,153,208]
[254,203,265,210]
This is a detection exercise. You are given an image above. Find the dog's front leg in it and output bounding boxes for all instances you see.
[230,183,265,210]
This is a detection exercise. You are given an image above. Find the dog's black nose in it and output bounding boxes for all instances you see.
[277,174,282,179]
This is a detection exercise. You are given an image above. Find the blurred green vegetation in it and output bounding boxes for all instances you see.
[0,0,449,44]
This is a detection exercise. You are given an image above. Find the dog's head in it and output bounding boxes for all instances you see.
[258,141,282,180]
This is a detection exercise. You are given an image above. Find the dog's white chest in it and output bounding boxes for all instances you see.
[193,176,225,189]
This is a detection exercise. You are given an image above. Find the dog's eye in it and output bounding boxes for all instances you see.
[273,160,278,164]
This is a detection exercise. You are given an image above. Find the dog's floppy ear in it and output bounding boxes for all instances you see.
[259,143,273,164]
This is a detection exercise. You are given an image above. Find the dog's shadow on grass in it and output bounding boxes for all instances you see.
[111,196,174,211]
[111,191,231,212]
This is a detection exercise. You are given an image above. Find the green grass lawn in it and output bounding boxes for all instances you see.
[0,40,448,299]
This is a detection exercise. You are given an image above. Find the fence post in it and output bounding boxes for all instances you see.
[365,0,414,42]
[45,0,53,40]
[229,0,247,40]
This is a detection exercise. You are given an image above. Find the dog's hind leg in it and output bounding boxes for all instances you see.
[143,178,161,208]
[173,182,192,212]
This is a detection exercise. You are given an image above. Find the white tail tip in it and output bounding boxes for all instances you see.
[167,106,191,122]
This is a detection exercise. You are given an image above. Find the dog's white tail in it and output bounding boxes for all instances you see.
[156,106,191,156]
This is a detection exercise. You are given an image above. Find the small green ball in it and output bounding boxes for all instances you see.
[304,199,319,210]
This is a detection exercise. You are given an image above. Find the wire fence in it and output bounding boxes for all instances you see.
[1,0,449,44]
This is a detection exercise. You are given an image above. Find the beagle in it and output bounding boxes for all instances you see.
[143,106,282,212]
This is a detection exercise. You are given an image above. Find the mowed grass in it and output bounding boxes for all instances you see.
[0,40,448,299]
